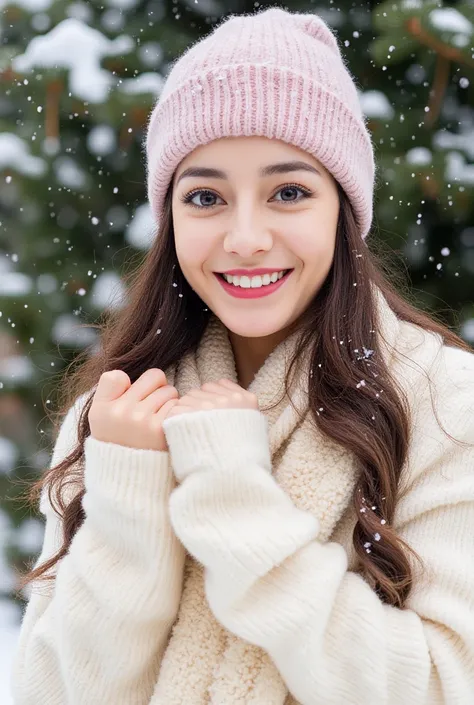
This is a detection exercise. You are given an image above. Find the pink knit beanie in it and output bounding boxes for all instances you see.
[145,7,376,239]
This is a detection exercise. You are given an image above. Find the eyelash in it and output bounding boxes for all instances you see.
[179,183,314,210]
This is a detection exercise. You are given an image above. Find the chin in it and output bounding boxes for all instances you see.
[213,308,292,339]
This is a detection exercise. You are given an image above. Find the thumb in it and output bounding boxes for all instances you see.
[94,369,131,402]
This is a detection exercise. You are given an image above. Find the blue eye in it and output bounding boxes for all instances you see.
[180,183,313,210]
[181,190,225,209]
[273,185,312,203]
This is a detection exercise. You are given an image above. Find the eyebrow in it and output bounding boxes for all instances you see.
[175,160,322,185]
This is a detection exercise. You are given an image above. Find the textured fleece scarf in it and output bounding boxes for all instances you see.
[151,287,402,705]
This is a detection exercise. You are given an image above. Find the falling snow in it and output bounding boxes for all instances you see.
[1,6,474,694]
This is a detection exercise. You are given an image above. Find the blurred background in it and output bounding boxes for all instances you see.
[1,0,474,699]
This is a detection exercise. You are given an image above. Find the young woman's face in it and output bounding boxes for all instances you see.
[171,136,340,338]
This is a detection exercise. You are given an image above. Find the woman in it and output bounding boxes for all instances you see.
[11,7,474,705]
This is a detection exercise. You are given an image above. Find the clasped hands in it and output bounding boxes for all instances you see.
[88,368,259,453]
[165,378,259,418]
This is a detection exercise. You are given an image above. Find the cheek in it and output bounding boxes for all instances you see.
[174,224,215,275]
[290,228,337,265]
[284,200,338,261]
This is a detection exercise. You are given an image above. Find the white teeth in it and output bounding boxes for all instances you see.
[222,270,288,288]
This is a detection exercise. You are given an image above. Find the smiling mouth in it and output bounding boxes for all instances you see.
[216,269,292,288]
[214,269,294,299]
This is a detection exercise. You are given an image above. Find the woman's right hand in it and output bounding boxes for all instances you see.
[88,368,179,452]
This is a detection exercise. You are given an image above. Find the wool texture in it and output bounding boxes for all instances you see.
[11,286,474,704]
[145,7,376,239]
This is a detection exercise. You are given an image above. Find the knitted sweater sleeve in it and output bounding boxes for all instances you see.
[11,396,186,705]
[162,383,474,704]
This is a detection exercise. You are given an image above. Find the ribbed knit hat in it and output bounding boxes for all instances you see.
[145,7,376,239]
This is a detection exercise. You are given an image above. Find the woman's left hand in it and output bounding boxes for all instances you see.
[165,379,259,418]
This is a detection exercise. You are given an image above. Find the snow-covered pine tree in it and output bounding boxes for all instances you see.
[0,0,473,616]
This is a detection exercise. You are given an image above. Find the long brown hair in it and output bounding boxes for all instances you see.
[16,181,472,608]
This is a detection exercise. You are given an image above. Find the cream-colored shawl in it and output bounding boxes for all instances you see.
[150,287,434,705]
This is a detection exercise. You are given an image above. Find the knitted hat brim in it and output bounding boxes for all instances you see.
[146,63,375,239]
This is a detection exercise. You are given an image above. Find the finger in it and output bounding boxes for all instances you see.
[188,392,229,408]
[140,385,179,413]
[218,379,256,404]
[178,393,220,410]
[216,380,247,399]
[122,368,168,402]
[95,370,131,401]
[186,389,223,399]
[217,378,245,391]
[200,381,229,393]
[155,397,181,421]
[162,403,193,419]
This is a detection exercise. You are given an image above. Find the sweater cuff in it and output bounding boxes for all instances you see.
[84,436,175,509]
[162,408,271,482]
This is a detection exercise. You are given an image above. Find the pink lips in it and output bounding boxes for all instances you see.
[215,270,292,299]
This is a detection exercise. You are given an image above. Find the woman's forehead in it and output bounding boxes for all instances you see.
[174,137,328,183]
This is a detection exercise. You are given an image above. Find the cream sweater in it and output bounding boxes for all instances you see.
[11,289,474,704]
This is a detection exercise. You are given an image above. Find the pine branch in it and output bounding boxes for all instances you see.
[45,79,63,140]
[406,16,474,68]
[426,54,450,128]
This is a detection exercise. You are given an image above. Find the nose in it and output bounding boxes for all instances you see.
[223,207,273,258]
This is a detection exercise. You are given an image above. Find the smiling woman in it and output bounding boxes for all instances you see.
[12,6,474,705]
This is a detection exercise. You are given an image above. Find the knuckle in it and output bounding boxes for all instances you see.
[103,369,124,380]
[144,367,166,382]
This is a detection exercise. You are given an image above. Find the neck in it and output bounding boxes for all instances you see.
[228,327,291,389]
